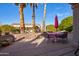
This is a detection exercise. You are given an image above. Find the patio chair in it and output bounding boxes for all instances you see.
[55,31,68,43]
[56,32,68,40]
[42,32,56,42]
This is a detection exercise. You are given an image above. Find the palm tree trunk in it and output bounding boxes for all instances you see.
[32,4,36,32]
[19,4,25,33]
[42,19,45,32]
[41,4,46,32]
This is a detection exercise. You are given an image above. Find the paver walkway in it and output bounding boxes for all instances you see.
[0,33,77,56]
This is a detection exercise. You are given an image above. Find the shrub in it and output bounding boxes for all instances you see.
[0,25,15,33]
[0,25,20,34]
[64,26,73,32]
[11,28,20,34]
[46,25,56,32]
[59,16,73,31]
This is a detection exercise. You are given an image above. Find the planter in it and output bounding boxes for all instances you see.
[0,40,10,47]
[4,32,10,35]
[1,42,9,47]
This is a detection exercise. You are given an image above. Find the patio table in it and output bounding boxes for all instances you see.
[47,32,58,42]
[47,32,68,42]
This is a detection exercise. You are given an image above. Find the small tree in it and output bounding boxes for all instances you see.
[59,16,73,32]
[46,25,56,32]
[0,25,16,33]
[64,25,73,32]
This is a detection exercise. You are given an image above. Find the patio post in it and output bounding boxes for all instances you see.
[71,4,79,44]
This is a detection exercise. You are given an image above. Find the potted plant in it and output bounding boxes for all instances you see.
[1,40,9,47]
[4,31,10,35]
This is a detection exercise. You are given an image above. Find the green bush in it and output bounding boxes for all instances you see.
[0,25,15,33]
[59,16,73,31]
[46,25,56,32]
[64,26,73,32]
[11,28,20,34]
[0,26,2,31]
[0,25,20,34]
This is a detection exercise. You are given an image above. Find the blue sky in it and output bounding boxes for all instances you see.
[0,3,73,25]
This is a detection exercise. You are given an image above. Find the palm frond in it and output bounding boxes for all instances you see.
[15,3,28,8]
[20,3,28,8]
[15,3,19,6]
[30,3,33,8]
[23,3,26,8]
[35,3,38,8]
[26,3,28,6]
[24,3,28,8]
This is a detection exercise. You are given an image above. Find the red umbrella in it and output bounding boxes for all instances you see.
[54,15,58,31]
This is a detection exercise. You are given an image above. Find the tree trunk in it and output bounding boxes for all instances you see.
[41,4,46,32]
[19,4,25,33]
[32,4,36,32]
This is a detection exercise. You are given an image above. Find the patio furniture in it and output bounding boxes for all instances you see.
[47,32,56,42]
[56,32,68,40]
[44,31,68,42]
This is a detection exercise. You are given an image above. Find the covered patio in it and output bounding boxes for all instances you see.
[0,3,79,56]
[0,32,74,56]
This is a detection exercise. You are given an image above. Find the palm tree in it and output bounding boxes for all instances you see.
[30,3,37,32]
[15,3,26,33]
[41,3,46,32]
